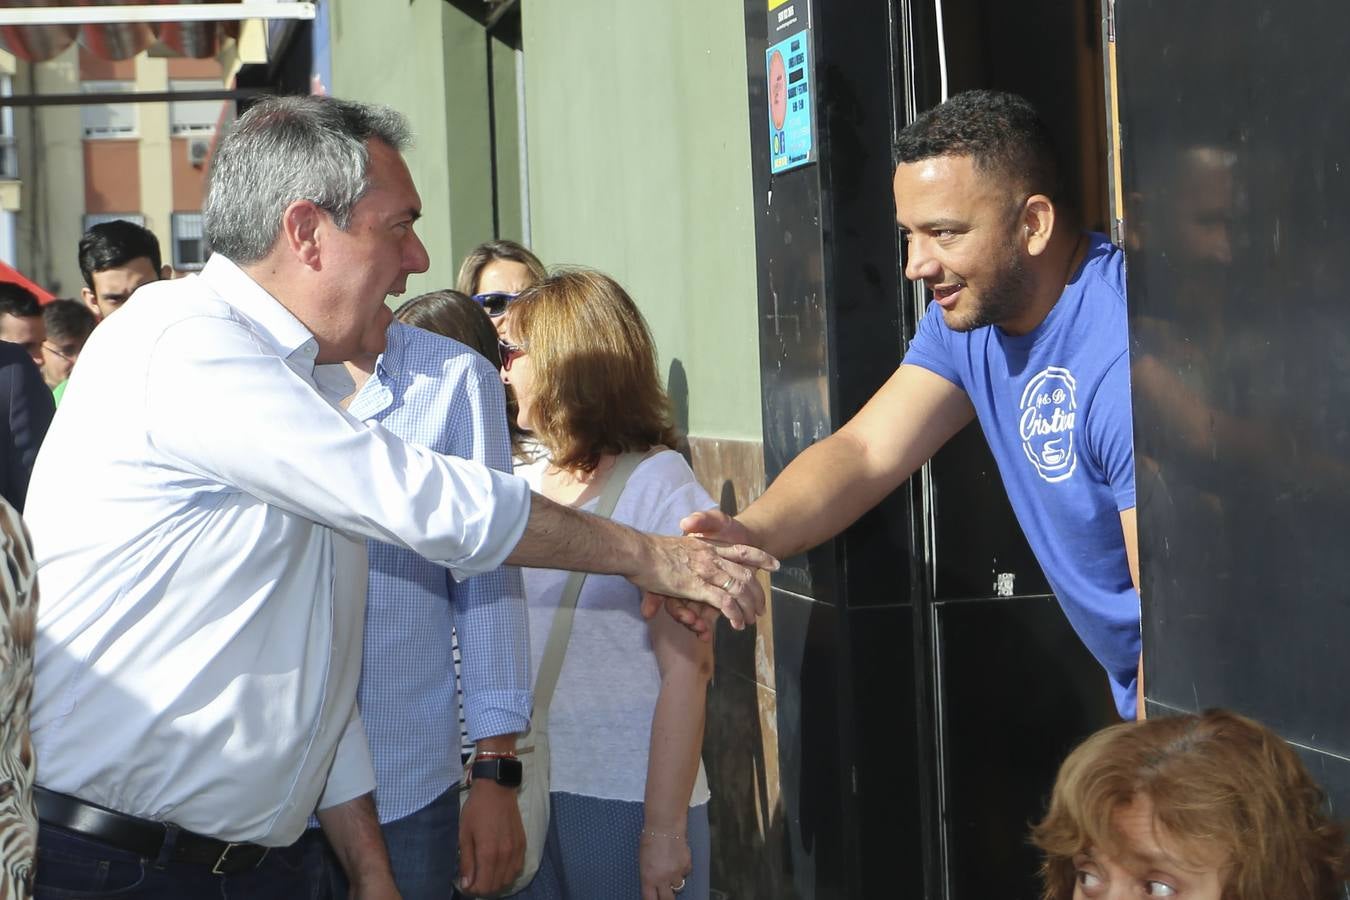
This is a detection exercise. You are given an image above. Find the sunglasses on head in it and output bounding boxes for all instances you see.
[499,341,528,371]
[472,291,519,318]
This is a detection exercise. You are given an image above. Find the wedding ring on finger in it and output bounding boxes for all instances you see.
[672,878,687,892]
[721,576,734,592]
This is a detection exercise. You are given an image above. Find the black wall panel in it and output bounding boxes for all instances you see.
[739,0,1124,897]
[935,596,1118,898]
[1117,0,1350,816]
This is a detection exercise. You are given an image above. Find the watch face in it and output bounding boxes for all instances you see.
[497,756,523,788]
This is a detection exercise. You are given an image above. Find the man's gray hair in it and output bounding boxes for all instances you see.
[204,95,412,264]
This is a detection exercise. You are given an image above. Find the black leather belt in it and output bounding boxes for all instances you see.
[35,786,271,875]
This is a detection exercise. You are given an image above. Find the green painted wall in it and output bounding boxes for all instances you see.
[521,3,762,442]
[328,0,492,300]
[489,33,524,244]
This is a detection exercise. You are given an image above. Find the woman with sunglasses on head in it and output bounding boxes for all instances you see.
[501,269,714,900]
[457,239,547,337]
[1033,708,1349,900]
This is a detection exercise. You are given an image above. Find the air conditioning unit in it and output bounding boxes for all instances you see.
[187,138,211,168]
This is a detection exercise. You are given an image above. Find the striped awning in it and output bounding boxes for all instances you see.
[0,2,313,61]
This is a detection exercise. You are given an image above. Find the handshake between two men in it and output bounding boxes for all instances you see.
[505,488,777,632]
[631,507,770,638]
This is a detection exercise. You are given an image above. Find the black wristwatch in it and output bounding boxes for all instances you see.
[469,756,523,788]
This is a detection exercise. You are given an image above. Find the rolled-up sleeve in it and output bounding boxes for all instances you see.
[317,704,377,811]
[451,358,532,740]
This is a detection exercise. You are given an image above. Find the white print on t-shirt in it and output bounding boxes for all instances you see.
[1019,366,1078,483]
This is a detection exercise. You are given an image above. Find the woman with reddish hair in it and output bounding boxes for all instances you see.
[1034,709,1348,899]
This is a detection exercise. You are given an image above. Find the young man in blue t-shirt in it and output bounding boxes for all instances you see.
[671,90,1142,720]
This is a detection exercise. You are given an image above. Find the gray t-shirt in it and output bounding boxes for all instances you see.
[521,449,714,804]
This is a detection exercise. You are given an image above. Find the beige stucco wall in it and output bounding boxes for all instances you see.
[135,55,173,272]
[13,45,85,295]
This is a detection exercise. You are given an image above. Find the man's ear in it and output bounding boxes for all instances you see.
[80,287,101,318]
[281,199,325,270]
[1021,194,1056,257]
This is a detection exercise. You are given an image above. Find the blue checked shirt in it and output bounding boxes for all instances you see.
[347,322,531,824]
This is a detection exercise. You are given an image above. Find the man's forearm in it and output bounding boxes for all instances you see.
[316,793,396,892]
[509,489,776,629]
[736,431,909,560]
[725,364,974,559]
[504,491,648,575]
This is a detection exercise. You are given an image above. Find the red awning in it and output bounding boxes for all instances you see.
[0,2,311,62]
[0,260,57,304]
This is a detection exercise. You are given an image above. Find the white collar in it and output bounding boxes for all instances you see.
[199,254,318,365]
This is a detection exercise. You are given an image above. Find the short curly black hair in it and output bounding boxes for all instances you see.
[893,90,1061,200]
[78,220,163,289]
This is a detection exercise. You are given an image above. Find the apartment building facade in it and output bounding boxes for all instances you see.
[2,44,223,295]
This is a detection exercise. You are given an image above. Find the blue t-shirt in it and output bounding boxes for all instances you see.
[903,233,1140,719]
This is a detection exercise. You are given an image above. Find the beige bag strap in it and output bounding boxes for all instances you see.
[530,451,646,733]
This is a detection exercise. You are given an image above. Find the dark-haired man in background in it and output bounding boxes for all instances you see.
[673,90,1143,719]
[0,283,47,369]
[77,220,170,320]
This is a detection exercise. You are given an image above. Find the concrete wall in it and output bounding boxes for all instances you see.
[521,2,761,441]
[12,45,84,295]
[328,0,490,300]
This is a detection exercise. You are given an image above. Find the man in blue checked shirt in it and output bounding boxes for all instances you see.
[332,319,528,899]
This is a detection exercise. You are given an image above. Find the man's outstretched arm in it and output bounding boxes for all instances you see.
[647,365,973,632]
[688,364,974,559]
[504,489,778,630]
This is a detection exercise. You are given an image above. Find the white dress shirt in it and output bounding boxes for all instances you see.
[24,255,531,846]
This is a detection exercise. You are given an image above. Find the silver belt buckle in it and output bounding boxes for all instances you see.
[212,842,267,875]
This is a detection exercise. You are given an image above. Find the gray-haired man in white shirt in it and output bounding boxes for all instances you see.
[22,97,773,900]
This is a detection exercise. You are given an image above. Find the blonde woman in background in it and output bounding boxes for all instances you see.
[456,239,547,337]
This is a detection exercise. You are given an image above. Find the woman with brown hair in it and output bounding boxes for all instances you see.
[396,288,548,463]
[395,289,501,366]
[501,269,713,900]
[456,239,547,336]
[1033,708,1349,899]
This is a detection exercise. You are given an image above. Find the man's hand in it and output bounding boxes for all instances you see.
[507,494,776,629]
[630,533,775,630]
[638,510,762,638]
[678,508,753,547]
[459,779,526,896]
[639,592,721,642]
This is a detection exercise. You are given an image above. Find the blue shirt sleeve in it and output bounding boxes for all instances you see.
[1084,351,1136,511]
[901,302,963,389]
[448,357,532,742]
